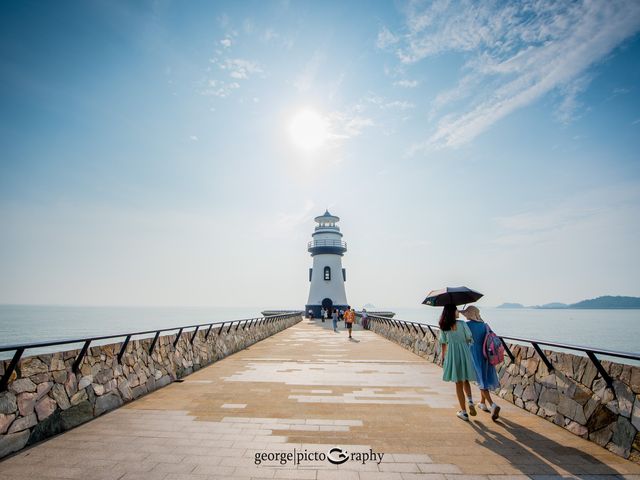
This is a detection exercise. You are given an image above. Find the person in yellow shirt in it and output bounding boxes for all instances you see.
[344,306,355,339]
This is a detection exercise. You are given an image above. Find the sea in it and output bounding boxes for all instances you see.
[0,305,638,363]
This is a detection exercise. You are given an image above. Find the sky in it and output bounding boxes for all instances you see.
[1,0,639,309]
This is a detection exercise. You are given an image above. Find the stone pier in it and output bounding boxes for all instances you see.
[1,318,640,479]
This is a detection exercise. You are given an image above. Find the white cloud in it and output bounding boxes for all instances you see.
[381,0,640,150]
[376,26,399,49]
[220,38,232,48]
[189,135,198,141]
[200,79,240,98]
[222,58,263,80]
[394,79,418,88]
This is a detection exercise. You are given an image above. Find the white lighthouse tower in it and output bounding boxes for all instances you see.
[305,210,348,317]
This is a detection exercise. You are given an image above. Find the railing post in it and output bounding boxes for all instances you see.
[586,351,613,388]
[204,324,214,340]
[0,347,24,392]
[500,337,515,362]
[117,335,131,363]
[427,325,436,338]
[149,331,160,355]
[73,340,91,373]
[532,342,554,372]
[190,326,199,345]
[173,328,183,348]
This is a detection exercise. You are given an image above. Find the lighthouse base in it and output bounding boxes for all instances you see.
[305,304,349,319]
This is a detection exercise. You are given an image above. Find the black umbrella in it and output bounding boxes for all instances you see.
[422,286,483,306]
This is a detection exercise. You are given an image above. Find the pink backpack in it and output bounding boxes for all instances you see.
[483,323,505,366]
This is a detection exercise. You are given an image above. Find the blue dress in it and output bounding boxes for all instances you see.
[466,320,500,390]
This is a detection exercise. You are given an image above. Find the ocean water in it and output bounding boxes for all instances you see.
[390,307,640,359]
[0,305,638,362]
[0,305,265,360]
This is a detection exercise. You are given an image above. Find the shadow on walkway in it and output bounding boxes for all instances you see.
[469,417,621,477]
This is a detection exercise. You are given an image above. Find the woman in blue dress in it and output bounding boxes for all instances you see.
[460,306,501,420]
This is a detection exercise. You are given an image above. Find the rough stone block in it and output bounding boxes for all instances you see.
[19,358,48,377]
[587,404,618,431]
[17,392,37,416]
[566,420,588,437]
[70,389,88,406]
[60,400,93,429]
[8,413,36,433]
[613,380,635,418]
[0,430,29,458]
[51,383,71,410]
[558,396,587,425]
[9,378,37,394]
[0,391,17,414]
[36,381,53,400]
[78,375,93,390]
[632,395,640,431]
[64,372,78,397]
[35,396,57,421]
[609,416,636,458]
[52,370,67,384]
[590,424,614,446]
[92,384,105,396]
[581,360,598,389]
[0,413,15,434]
[94,392,123,416]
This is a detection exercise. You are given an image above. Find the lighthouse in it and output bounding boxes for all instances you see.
[305,210,348,318]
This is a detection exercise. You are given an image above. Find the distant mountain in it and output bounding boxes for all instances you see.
[498,296,640,309]
[497,303,525,309]
[569,296,640,309]
[535,302,569,309]
[363,303,377,309]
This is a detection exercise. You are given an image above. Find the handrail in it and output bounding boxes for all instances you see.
[363,313,640,388]
[307,239,347,249]
[0,311,303,392]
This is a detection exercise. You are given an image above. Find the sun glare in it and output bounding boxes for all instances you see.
[289,109,328,151]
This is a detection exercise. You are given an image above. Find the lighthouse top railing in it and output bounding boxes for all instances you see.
[307,239,347,249]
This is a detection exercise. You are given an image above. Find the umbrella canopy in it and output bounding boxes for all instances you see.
[422,286,483,306]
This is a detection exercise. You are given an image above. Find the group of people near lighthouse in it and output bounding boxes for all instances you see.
[316,306,364,339]
[438,304,502,422]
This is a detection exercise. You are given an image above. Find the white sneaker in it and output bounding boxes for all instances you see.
[477,403,490,412]
[467,402,477,416]
[491,404,501,421]
[456,410,469,421]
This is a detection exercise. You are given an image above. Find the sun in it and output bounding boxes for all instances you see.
[289,109,328,151]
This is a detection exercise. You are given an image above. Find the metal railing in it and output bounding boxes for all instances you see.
[0,311,303,392]
[363,313,640,388]
[307,239,347,249]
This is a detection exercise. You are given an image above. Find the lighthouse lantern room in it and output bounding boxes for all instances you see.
[305,210,348,317]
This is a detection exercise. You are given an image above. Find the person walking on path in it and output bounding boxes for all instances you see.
[344,306,355,339]
[361,308,369,330]
[331,308,339,332]
[438,304,477,421]
[322,308,328,323]
[460,306,501,420]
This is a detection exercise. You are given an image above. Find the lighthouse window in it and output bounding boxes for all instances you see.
[324,266,331,281]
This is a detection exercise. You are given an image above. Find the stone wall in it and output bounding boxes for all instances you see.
[367,317,640,462]
[0,314,301,459]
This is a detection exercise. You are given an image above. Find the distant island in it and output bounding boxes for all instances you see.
[497,295,640,309]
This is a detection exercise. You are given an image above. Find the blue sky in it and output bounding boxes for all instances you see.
[1,0,639,309]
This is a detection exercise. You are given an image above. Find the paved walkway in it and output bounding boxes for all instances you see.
[1,318,639,479]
